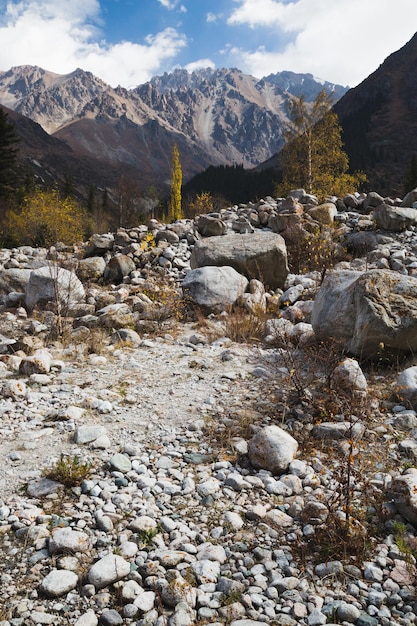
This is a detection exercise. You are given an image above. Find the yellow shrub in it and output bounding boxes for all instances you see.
[6,188,90,247]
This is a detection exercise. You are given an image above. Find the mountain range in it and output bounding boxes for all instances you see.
[1,31,417,202]
[0,65,346,200]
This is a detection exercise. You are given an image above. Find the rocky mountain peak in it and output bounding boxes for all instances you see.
[0,63,348,192]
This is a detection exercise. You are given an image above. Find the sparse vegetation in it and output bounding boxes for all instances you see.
[5,187,91,247]
[42,454,93,488]
[136,526,161,548]
[141,278,188,323]
[221,306,266,344]
[183,190,214,218]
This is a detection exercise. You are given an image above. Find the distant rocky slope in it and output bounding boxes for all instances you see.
[4,104,133,198]
[334,31,417,195]
[0,65,347,192]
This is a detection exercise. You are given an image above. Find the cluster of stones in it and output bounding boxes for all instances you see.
[1,405,417,626]
[1,189,417,624]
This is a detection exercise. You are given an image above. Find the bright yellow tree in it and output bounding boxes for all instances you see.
[6,187,90,247]
[185,191,214,218]
[279,90,365,199]
[167,144,183,222]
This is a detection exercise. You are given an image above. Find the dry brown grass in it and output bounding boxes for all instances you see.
[221,306,266,344]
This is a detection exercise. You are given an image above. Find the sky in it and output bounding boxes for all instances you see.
[0,0,417,89]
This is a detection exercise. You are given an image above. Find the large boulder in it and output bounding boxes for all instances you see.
[307,202,337,225]
[76,257,106,282]
[182,266,248,312]
[190,232,288,290]
[0,268,33,295]
[311,269,417,358]
[396,366,417,409]
[387,472,417,526]
[401,188,417,208]
[373,204,417,232]
[25,266,85,312]
[103,254,136,284]
[196,214,227,237]
[84,233,114,257]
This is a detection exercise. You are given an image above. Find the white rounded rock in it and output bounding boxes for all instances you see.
[88,554,131,589]
[248,425,298,474]
[39,569,78,597]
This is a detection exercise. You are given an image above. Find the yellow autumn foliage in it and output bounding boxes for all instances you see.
[5,188,91,247]
[167,144,183,222]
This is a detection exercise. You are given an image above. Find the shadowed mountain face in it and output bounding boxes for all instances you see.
[0,65,347,197]
[3,104,139,200]
[334,32,417,196]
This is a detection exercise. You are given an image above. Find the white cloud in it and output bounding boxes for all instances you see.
[227,0,417,86]
[207,12,221,23]
[0,0,186,87]
[184,58,215,73]
[228,0,299,29]
[157,0,181,9]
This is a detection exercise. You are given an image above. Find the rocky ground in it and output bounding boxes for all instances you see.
[1,190,417,625]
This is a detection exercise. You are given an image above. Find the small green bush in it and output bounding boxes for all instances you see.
[42,454,93,487]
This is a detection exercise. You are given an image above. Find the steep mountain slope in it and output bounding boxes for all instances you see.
[0,65,348,192]
[2,104,139,199]
[334,32,417,195]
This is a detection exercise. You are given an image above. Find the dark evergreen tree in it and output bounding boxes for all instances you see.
[0,107,19,198]
[404,154,417,195]
[87,185,96,213]
[102,188,109,213]
[62,172,75,198]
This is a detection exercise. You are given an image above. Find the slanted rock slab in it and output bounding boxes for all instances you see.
[312,269,417,358]
[25,265,85,312]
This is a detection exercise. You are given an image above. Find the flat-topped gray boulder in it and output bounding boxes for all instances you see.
[0,268,33,295]
[312,269,417,358]
[182,266,248,312]
[190,232,288,290]
[84,233,114,257]
[25,265,85,312]
[373,204,417,231]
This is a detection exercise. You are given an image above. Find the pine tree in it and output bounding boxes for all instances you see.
[87,185,96,213]
[279,90,365,199]
[168,144,183,222]
[404,154,417,195]
[62,172,75,198]
[0,107,19,198]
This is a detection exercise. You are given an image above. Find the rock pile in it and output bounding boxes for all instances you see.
[0,189,417,624]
